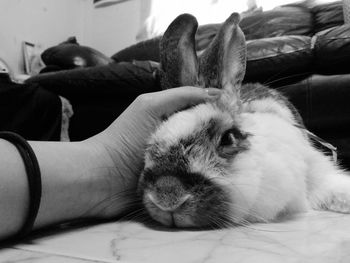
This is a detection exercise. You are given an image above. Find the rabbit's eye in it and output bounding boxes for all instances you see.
[220,129,237,147]
[218,128,247,158]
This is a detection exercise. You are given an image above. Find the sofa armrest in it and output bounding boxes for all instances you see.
[26,62,159,99]
[25,61,160,140]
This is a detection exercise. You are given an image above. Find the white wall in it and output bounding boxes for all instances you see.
[0,0,142,75]
[0,0,87,75]
[83,0,142,57]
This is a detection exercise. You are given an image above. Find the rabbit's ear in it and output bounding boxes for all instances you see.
[199,13,246,97]
[160,14,199,89]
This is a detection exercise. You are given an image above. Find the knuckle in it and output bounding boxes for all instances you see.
[135,93,154,108]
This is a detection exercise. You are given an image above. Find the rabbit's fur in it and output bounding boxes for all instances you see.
[137,13,350,228]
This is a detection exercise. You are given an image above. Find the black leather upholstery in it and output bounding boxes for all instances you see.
[281,74,350,167]
[314,24,350,75]
[245,35,313,86]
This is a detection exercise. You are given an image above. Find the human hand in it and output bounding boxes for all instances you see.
[86,87,222,218]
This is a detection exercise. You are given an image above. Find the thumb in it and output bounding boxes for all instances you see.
[150,86,222,117]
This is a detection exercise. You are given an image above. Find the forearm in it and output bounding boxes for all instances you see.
[0,139,124,240]
[30,141,111,229]
[0,140,29,238]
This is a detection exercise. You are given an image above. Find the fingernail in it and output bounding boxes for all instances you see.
[206,88,222,98]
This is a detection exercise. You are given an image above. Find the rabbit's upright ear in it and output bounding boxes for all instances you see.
[199,13,246,99]
[160,14,199,89]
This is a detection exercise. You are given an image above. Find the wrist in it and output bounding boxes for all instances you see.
[28,140,131,228]
[81,138,138,219]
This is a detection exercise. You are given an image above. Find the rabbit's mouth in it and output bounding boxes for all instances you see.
[144,194,197,228]
[140,175,197,227]
[139,173,232,228]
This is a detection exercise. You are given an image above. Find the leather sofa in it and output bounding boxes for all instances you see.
[26,1,350,168]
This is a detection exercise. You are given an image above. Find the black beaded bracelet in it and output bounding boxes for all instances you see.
[0,131,42,239]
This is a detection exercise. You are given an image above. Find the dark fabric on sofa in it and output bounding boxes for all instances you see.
[27,62,160,140]
[0,78,62,141]
[41,37,112,72]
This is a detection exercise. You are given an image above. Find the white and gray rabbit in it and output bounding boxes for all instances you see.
[137,13,350,228]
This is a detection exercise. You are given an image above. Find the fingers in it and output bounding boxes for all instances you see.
[145,86,222,118]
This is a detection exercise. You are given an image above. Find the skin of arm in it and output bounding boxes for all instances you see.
[0,87,221,240]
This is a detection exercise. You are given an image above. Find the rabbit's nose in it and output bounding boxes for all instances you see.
[147,192,191,212]
[147,176,192,212]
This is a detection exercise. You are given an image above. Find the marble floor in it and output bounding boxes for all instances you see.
[1,210,350,262]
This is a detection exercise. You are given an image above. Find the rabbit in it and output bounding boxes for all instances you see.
[137,13,350,228]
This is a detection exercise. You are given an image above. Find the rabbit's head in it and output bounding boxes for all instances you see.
[137,13,252,228]
[138,13,303,228]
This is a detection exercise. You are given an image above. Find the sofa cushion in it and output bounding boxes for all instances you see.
[314,24,350,75]
[240,5,313,40]
[245,35,313,86]
[113,35,313,87]
[112,5,313,63]
[312,1,344,33]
